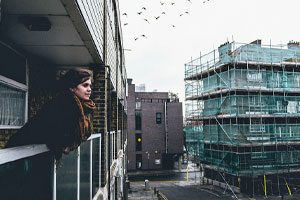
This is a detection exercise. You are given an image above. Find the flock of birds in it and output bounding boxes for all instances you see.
[121,0,213,42]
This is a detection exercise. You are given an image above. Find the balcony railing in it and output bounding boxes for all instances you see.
[0,133,103,200]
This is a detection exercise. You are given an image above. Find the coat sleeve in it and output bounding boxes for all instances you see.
[39,96,81,158]
[6,94,81,160]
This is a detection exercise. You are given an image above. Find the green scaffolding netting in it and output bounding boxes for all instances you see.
[185,41,300,177]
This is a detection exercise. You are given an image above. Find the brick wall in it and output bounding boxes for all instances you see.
[166,102,184,154]
[92,66,107,187]
[127,83,137,170]
[141,101,166,170]
[0,129,17,148]
[111,92,118,158]
[127,80,184,170]
[111,92,118,133]
[118,102,124,149]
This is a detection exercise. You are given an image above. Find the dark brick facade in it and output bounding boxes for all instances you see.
[166,103,184,154]
[127,79,183,171]
[92,66,108,187]
[92,66,107,134]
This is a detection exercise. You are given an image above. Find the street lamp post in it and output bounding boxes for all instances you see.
[146,151,150,170]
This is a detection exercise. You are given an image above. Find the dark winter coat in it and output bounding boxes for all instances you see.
[6,90,89,159]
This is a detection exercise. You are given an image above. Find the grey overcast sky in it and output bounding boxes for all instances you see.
[119,0,300,106]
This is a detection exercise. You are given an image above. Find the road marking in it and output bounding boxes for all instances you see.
[198,188,221,198]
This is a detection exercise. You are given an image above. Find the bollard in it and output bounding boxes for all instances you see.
[145,179,150,190]
[154,187,157,194]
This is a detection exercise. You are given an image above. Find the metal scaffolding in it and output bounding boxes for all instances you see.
[184,40,300,196]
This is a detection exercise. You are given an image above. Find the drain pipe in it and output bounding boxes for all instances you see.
[102,0,110,197]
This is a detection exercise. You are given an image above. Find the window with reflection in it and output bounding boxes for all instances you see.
[156,112,162,124]
[135,112,141,130]
[0,43,27,128]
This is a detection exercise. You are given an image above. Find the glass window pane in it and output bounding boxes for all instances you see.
[0,152,53,200]
[92,138,100,196]
[135,134,142,151]
[80,141,91,200]
[0,83,26,126]
[135,102,141,109]
[56,152,78,200]
[135,112,141,130]
[156,112,162,124]
[136,154,142,169]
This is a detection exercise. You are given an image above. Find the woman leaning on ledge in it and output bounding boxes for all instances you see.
[6,68,96,159]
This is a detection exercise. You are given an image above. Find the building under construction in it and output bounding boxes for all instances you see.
[184,40,300,196]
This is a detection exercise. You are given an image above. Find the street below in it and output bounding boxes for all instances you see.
[128,163,235,200]
[127,162,300,200]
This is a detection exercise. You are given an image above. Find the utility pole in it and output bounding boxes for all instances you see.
[146,151,150,169]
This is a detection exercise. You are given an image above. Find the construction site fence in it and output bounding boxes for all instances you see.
[201,148,300,176]
[185,125,300,177]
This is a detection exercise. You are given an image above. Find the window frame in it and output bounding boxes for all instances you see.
[135,101,141,110]
[0,76,28,129]
[247,71,263,82]
[156,112,162,124]
[135,111,142,130]
[0,44,28,129]
[136,154,142,169]
[249,119,265,133]
[135,134,142,151]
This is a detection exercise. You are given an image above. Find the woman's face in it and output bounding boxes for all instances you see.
[71,78,92,101]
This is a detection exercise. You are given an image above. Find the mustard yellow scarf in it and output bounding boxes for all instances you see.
[73,95,96,141]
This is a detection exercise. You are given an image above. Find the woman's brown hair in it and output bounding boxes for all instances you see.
[60,68,92,90]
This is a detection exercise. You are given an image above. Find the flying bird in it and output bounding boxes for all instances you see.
[144,18,150,23]
[122,13,128,17]
[185,11,189,14]
[141,34,147,38]
[171,24,176,27]
[142,7,146,10]
[187,0,192,3]
[162,12,166,15]
[154,16,160,20]
[160,1,165,5]
[179,14,184,17]
[134,37,139,41]
[124,23,128,26]
[137,12,142,15]
[171,2,175,5]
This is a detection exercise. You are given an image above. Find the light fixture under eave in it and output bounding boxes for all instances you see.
[19,16,51,31]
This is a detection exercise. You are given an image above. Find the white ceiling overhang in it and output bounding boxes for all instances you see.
[0,0,102,66]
